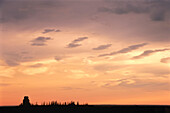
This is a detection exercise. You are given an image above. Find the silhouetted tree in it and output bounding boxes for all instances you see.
[54,101,58,105]
[22,96,31,107]
[69,101,75,106]
[42,102,46,106]
[77,101,79,106]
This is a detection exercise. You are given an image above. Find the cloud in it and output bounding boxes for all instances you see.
[60,87,85,90]
[98,78,135,88]
[119,78,170,91]
[5,60,20,66]
[21,57,34,62]
[67,43,82,48]
[94,77,170,91]
[55,29,61,32]
[132,48,170,59]
[54,55,69,61]
[94,64,127,72]
[29,63,44,68]
[160,57,170,63]
[0,83,10,86]
[42,29,61,34]
[66,37,88,48]
[0,0,61,23]
[30,36,52,46]
[93,44,112,50]
[134,64,170,76]
[99,43,147,57]
[55,56,64,61]
[2,52,34,66]
[150,9,165,21]
[2,53,21,66]
[99,0,170,21]
[72,37,88,43]
[42,29,55,34]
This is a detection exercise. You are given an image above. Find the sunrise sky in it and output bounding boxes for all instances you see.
[0,0,170,106]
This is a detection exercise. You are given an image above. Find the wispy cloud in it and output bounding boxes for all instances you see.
[66,37,88,48]
[99,43,147,57]
[42,29,61,34]
[93,77,170,91]
[93,44,112,50]
[132,48,170,59]
[30,36,53,46]
[160,57,170,63]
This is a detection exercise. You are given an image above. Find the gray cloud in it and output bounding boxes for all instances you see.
[150,9,165,21]
[132,48,170,59]
[2,52,34,66]
[55,29,61,32]
[160,57,170,63]
[67,43,82,48]
[72,37,88,43]
[0,83,10,86]
[0,0,61,23]
[94,64,127,72]
[42,29,55,34]
[99,0,170,21]
[67,37,88,48]
[5,59,19,66]
[93,44,112,50]
[29,63,44,68]
[30,36,52,46]
[2,52,21,66]
[21,56,34,62]
[54,55,68,61]
[99,43,147,57]
[42,29,61,34]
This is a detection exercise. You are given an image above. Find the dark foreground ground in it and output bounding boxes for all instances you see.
[0,105,170,113]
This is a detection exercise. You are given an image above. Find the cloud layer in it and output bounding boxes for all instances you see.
[99,0,170,21]
[97,77,170,91]
[0,0,60,23]
[99,43,147,57]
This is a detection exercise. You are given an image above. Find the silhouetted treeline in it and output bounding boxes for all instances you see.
[19,96,88,107]
[20,101,88,106]
[1,105,170,113]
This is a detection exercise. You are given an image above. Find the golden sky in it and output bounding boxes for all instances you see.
[0,0,170,106]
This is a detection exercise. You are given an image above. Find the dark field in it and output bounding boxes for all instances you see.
[0,105,170,113]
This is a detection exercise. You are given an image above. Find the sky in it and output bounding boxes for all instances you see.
[0,0,170,106]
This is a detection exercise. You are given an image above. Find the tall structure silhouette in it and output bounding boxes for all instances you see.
[22,96,31,107]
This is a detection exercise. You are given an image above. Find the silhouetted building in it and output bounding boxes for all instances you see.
[22,96,31,107]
